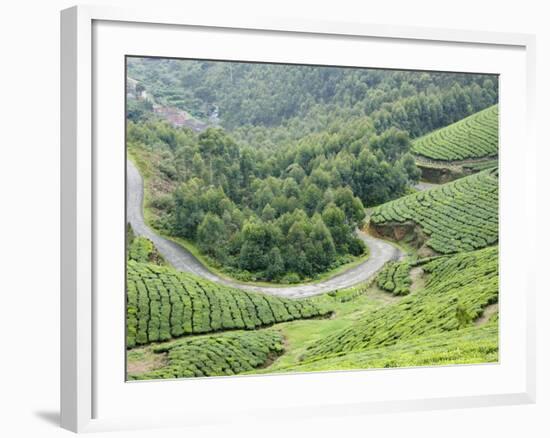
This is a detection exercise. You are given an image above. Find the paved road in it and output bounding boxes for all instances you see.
[127,160,403,298]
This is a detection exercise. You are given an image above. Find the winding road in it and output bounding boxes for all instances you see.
[127,160,403,298]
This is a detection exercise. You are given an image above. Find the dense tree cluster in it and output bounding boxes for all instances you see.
[128,119,421,281]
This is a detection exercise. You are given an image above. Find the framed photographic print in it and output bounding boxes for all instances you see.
[61,5,536,433]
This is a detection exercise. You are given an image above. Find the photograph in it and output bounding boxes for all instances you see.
[1,0,545,435]
[124,56,499,380]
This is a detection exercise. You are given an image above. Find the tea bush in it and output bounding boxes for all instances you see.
[126,261,330,348]
[376,261,412,295]
[305,246,498,359]
[412,105,498,161]
[129,330,284,380]
[370,169,498,254]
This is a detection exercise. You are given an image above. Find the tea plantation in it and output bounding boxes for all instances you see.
[370,169,498,254]
[463,159,499,172]
[126,64,500,380]
[412,105,498,161]
[266,321,497,373]
[129,330,284,380]
[304,246,498,360]
[127,245,499,377]
[126,261,330,348]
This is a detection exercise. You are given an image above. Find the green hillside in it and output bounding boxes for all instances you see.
[370,169,498,254]
[126,261,330,348]
[412,105,498,161]
[126,59,500,380]
[303,246,498,361]
[264,322,497,373]
[127,58,497,137]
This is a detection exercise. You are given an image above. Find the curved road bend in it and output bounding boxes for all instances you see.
[127,160,403,298]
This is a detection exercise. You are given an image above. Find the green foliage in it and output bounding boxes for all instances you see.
[304,246,498,360]
[271,322,498,373]
[412,105,498,161]
[397,153,422,183]
[463,159,499,172]
[129,121,383,281]
[125,59,501,378]
[128,236,153,263]
[265,247,285,280]
[126,223,135,249]
[126,261,330,348]
[127,235,165,265]
[126,62,473,281]
[127,98,153,123]
[127,58,497,140]
[370,128,411,162]
[129,330,284,380]
[126,61,498,279]
[196,212,227,259]
[370,169,498,254]
[376,261,412,295]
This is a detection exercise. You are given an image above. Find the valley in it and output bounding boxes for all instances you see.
[125,57,499,379]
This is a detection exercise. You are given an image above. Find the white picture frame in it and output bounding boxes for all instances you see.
[60,4,537,433]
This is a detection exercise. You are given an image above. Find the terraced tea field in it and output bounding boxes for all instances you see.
[304,246,498,360]
[129,330,284,380]
[128,246,499,378]
[376,260,413,296]
[126,261,330,348]
[463,159,499,172]
[370,169,498,254]
[265,321,498,373]
[412,105,498,161]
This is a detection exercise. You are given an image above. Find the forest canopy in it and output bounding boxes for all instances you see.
[128,58,498,146]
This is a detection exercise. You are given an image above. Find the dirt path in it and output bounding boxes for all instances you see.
[414,181,441,191]
[409,266,426,293]
[127,160,404,298]
[475,303,499,325]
